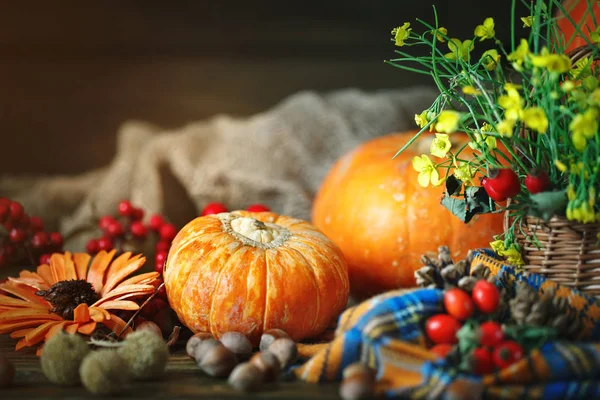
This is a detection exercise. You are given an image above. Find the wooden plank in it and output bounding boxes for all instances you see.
[0,333,340,399]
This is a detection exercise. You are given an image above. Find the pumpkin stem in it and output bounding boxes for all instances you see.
[219,215,291,249]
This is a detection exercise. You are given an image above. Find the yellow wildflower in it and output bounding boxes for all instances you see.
[583,76,598,91]
[497,119,516,137]
[570,203,596,224]
[481,123,493,132]
[554,159,568,172]
[468,132,497,151]
[431,27,448,42]
[521,16,533,27]
[454,162,476,186]
[462,85,482,96]
[445,38,474,62]
[508,39,530,70]
[591,88,600,106]
[415,110,429,129]
[498,85,523,121]
[481,49,501,71]
[435,110,461,133]
[412,155,443,187]
[502,246,525,266]
[392,23,411,47]
[570,108,599,139]
[530,48,572,73]
[520,107,548,133]
[567,185,576,201]
[474,17,495,41]
[430,133,452,159]
[561,80,576,92]
[490,240,505,254]
[570,57,592,80]
[590,26,600,43]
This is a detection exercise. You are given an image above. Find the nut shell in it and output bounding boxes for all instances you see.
[193,338,220,362]
[259,329,290,352]
[249,351,281,382]
[220,332,253,360]
[339,375,375,400]
[227,362,265,392]
[186,332,214,358]
[199,344,239,378]
[342,362,376,382]
[267,338,297,369]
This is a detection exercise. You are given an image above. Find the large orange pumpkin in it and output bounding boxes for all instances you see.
[163,210,349,345]
[311,132,505,299]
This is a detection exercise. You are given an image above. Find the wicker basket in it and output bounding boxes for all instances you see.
[511,216,600,297]
[500,44,600,297]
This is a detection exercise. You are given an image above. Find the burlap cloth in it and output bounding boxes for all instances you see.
[0,87,437,252]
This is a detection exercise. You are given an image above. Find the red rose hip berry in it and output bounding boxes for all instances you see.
[484,168,521,200]
[201,202,228,216]
[247,204,270,212]
[443,288,474,321]
[430,343,453,359]
[425,314,461,345]
[479,321,504,347]
[159,223,178,242]
[471,280,500,314]
[524,169,550,194]
[148,214,165,231]
[493,340,524,369]
[117,200,133,217]
[130,221,147,238]
[86,239,100,254]
[472,347,495,375]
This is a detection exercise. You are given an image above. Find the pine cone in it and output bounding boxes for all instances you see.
[414,266,437,288]
[509,282,583,339]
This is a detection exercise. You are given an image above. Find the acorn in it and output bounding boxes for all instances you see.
[193,338,221,362]
[135,320,163,338]
[227,362,265,392]
[267,338,297,369]
[186,332,214,358]
[259,329,290,351]
[220,332,253,360]
[249,351,281,382]
[198,343,239,378]
[118,330,169,381]
[0,354,15,388]
[80,350,129,395]
[339,375,376,400]
[41,332,90,386]
[342,362,376,382]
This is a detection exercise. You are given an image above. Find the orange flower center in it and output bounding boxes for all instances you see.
[35,279,99,320]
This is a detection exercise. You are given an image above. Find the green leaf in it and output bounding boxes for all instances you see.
[527,190,568,221]
[445,174,463,196]
[441,196,468,222]
[463,186,496,223]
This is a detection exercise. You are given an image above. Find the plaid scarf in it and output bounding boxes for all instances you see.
[293,250,600,399]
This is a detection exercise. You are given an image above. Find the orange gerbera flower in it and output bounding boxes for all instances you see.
[0,250,160,355]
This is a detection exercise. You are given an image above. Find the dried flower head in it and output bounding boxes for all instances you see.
[80,349,129,395]
[40,331,90,386]
[118,330,169,381]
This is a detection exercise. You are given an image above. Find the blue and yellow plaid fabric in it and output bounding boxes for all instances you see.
[293,249,600,399]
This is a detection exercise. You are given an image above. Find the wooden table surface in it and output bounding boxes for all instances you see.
[0,333,341,399]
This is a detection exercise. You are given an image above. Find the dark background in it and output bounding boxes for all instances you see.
[0,1,528,175]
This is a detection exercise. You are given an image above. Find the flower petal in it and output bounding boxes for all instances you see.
[25,321,62,347]
[101,254,146,296]
[0,319,58,335]
[97,300,139,311]
[73,253,91,281]
[93,284,155,306]
[417,171,431,187]
[65,324,79,334]
[45,321,70,341]
[0,308,62,323]
[102,313,130,337]
[36,264,54,286]
[78,321,97,335]
[49,253,67,283]
[90,307,111,323]
[73,303,91,323]
[87,250,117,293]
[62,252,78,281]
[117,272,160,288]
[10,328,32,339]
[0,294,47,309]
[0,281,51,307]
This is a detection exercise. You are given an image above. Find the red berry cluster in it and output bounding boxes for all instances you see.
[199,202,271,216]
[481,168,550,202]
[425,281,524,375]
[0,198,64,267]
[86,200,178,276]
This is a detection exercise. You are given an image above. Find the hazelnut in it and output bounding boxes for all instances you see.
[249,351,281,382]
[41,331,90,386]
[259,329,290,351]
[220,332,253,360]
[227,362,265,392]
[339,375,376,400]
[192,338,221,362]
[0,354,15,388]
[186,333,214,358]
[267,338,297,369]
[199,343,238,378]
[342,362,376,382]
[135,321,163,338]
